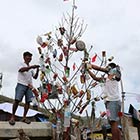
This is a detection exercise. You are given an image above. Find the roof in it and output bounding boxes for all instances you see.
[0,102,41,117]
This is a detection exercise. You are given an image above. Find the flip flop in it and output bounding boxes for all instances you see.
[9,119,15,125]
[21,118,31,124]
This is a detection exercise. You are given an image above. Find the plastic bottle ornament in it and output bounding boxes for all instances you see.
[64,66,70,77]
[59,27,66,35]
[86,90,91,100]
[40,93,48,103]
[39,55,44,66]
[57,39,63,46]
[71,85,78,95]
[45,65,51,73]
[53,49,57,58]
[80,74,85,83]
[40,97,45,103]
[108,56,114,61]
[36,36,43,46]
[38,47,42,54]
[42,93,48,99]
[53,73,58,80]
[58,53,63,61]
[44,32,52,39]
[102,51,106,57]
[79,90,84,97]
[62,76,68,83]
[46,83,52,93]
[40,72,45,81]
[75,40,86,51]
[45,57,51,64]
[41,42,48,48]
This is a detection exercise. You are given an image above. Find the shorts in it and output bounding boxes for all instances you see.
[15,83,33,103]
[105,100,121,122]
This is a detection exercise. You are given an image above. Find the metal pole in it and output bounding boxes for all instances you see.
[120,79,125,140]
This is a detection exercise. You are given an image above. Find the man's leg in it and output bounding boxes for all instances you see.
[111,121,121,140]
[21,102,31,124]
[9,100,19,125]
[23,102,30,118]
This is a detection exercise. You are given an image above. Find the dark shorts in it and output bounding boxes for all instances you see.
[15,83,33,103]
[105,100,121,122]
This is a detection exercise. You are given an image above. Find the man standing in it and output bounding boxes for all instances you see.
[9,51,40,125]
[87,62,122,140]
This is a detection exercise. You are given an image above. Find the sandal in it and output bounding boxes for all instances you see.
[21,118,31,124]
[9,119,15,125]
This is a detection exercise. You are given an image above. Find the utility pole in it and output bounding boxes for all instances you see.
[0,73,3,91]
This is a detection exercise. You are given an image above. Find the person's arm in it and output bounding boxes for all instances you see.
[87,69,104,82]
[87,64,108,73]
[18,65,40,72]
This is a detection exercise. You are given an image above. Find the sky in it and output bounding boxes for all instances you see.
[0,0,140,117]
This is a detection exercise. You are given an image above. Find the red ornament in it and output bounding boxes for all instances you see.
[118,112,123,117]
[53,73,58,80]
[58,53,63,61]
[62,76,68,83]
[46,83,52,93]
[41,42,48,48]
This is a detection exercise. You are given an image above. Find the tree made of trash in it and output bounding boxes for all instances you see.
[35,0,107,139]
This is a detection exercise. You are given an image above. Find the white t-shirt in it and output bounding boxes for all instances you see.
[101,78,121,101]
[17,62,34,86]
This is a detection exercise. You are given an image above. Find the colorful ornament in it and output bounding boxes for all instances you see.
[64,66,70,77]
[36,36,43,46]
[58,53,63,61]
[53,49,57,58]
[62,76,68,83]
[38,47,42,54]
[71,85,78,95]
[59,27,66,35]
[53,73,58,80]
[86,89,91,100]
[57,39,63,46]
[80,74,85,83]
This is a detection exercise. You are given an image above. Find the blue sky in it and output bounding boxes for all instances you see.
[0,0,140,117]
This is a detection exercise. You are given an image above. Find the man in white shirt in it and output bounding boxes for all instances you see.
[9,51,40,125]
[87,62,122,140]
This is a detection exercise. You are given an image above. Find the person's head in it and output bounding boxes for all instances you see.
[107,63,121,81]
[23,51,32,64]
